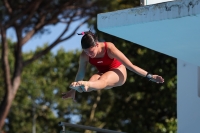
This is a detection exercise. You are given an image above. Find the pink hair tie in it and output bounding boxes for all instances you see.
[77,32,85,35]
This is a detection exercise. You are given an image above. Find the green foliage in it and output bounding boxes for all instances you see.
[5,46,82,133]
[96,0,140,12]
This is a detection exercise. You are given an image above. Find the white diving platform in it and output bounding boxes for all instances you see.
[97,0,200,66]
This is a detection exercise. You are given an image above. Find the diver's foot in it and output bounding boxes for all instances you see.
[77,81,90,92]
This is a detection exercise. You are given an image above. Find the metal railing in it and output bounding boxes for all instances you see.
[58,122,126,133]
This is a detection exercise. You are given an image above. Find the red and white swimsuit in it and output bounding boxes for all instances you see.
[89,42,122,73]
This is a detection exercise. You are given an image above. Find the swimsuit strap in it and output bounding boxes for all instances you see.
[104,42,108,54]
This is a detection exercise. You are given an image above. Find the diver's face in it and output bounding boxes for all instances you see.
[83,45,98,58]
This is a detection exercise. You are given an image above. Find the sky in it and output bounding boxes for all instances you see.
[7,21,89,54]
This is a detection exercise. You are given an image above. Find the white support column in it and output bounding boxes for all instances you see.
[177,60,200,133]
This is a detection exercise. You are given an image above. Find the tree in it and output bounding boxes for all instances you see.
[0,0,102,129]
[3,44,81,133]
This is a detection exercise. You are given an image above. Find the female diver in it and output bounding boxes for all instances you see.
[62,31,164,101]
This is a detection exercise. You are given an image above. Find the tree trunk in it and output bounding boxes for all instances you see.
[0,90,16,130]
[84,90,102,133]
[0,26,22,130]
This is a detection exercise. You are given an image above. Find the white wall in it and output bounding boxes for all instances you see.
[177,60,200,133]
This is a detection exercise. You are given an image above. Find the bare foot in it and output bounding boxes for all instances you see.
[77,81,90,92]
[69,82,83,92]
